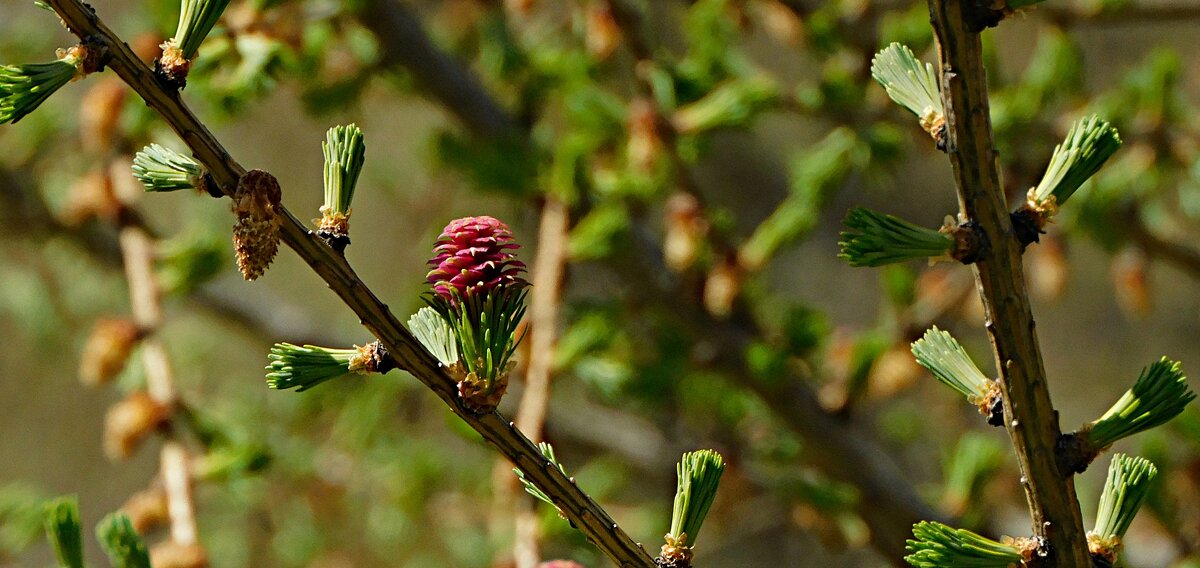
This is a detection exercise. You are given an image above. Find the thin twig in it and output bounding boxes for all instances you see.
[44,1,654,565]
[927,1,1091,565]
[114,170,199,549]
[512,197,570,568]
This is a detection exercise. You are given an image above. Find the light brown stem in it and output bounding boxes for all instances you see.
[927,1,1091,565]
[115,184,199,548]
[511,197,571,568]
[45,1,654,564]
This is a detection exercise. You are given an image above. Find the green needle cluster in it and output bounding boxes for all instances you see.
[911,327,993,402]
[322,123,366,217]
[1,55,81,124]
[96,513,151,568]
[668,449,726,549]
[43,496,83,568]
[904,521,1024,568]
[443,288,529,388]
[266,343,365,392]
[1029,114,1121,210]
[839,207,955,267]
[408,306,459,367]
[870,43,943,134]
[1093,453,1157,541]
[513,442,568,511]
[132,144,206,192]
[1087,357,1194,450]
[170,0,234,59]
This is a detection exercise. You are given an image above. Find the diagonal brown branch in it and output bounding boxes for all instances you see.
[43,1,654,565]
[927,1,1091,565]
[360,1,941,562]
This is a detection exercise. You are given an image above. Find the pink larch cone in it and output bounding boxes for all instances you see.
[426,216,527,301]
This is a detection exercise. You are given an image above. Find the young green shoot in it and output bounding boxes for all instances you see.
[1090,454,1157,562]
[1,49,86,124]
[159,0,234,85]
[169,0,233,59]
[431,287,528,411]
[904,521,1025,568]
[911,327,994,404]
[132,144,207,192]
[318,124,366,247]
[838,207,955,267]
[870,43,944,140]
[96,512,151,568]
[408,306,459,368]
[43,496,83,568]
[1085,357,1194,452]
[1026,115,1121,216]
[265,343,376,392]
[513,442,568,515]
[661,449,726,564]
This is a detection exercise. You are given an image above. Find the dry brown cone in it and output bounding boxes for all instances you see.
[150,541,208,568]
[104,391,168,460]
[79,318,142,387]
[122,485,169,535]
[231,169,282,280]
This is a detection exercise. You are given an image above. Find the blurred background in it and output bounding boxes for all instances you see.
[1,0,1199,566]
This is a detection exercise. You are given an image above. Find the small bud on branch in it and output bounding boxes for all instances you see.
[871,44,945,145]
[317,123,366,252]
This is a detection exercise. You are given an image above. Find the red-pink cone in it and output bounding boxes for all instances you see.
[426,216,527,302]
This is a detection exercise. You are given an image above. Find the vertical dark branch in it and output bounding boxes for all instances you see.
[358,0,521,140]
[926,1,1091,565]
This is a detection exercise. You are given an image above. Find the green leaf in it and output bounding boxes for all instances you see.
[407,307,459,367]
[838,207,954,267]
[0,57,80,124]
[43,496,83,568]
[911,327,993,402]
[171,0,235,59]
[96,513,151,568]
[513,442,568,513]
[265,343,364,391]
[132,144,206,192]
[1029,115,1121,209]
[1087,357,1194,449]
[904,521,1023,567]
[1093,453,1157,540]
[870,43,942,126]
[668,449,726,548]
[322,124,366,215]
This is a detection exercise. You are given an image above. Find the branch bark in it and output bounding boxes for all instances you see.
[44,1,654,566]
[927,1,1091,565]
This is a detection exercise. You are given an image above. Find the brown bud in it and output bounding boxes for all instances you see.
[703,254,741,318]
[1112,247,1151,318]
[585,1,621,61]
[60,169,121,226]
[627,99,664,173]
[663,192,706,272]
[80,79,126,155]
[752,1,803,45]
[149,542,208,568]
[80,318,142,387]
[156,41,191,88]
[867,345,924,398]
[231,170,282,281]
[104,391,168,460]
[458,367,510,414]
[122,486,169,535]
